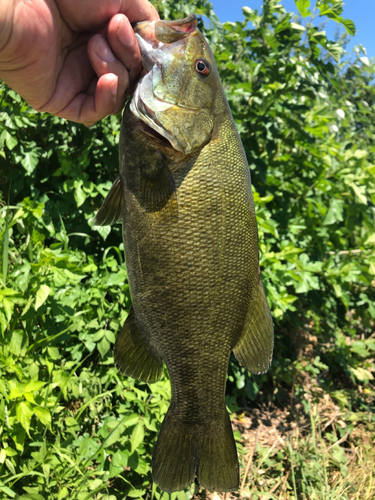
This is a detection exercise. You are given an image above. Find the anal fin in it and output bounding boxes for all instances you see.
[94,175,123,226]
[114,307,163,383]
[233,279,274,374]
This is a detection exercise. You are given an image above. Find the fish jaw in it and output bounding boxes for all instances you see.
[134,13,198,47]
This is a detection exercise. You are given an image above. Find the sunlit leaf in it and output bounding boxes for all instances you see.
[34,406,51,428]
[295,0,311,18]
[16,401,34,435]
[130,420,145,454]
[35,284,50,310]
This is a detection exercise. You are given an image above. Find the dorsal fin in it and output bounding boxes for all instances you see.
[94,175,123,226]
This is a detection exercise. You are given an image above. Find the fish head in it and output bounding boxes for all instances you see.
[130,14,220,156]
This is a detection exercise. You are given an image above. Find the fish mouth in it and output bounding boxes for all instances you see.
[130,14,199,152]
[134,14,198,73]
[134,14,197,45]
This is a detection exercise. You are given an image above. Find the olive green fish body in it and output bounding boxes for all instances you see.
[94,14,273,493]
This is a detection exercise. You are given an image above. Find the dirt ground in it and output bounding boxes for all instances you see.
[189,391,373,500]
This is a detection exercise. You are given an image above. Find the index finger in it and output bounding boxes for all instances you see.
[120,0,159,23]
[56,0,159,32]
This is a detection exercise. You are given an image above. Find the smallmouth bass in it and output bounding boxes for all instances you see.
[95,13,273,493]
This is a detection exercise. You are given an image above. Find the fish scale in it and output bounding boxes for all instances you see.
[94,13,273,493]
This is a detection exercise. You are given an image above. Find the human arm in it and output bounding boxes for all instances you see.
[0,0,159,125]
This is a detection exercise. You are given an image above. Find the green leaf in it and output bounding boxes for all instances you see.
[16,401,34,435]
[47,346,61,360]
[349,182,367,205]
[0,483,16,497]
[318,0,344,18]
[19,490,45,500]
[323,199,344,225]
[93,329,105,342]
[350,341,369,358]
[21,151,39,175]
[2,207,10,286]
[9,330,24,356]
[105,330,116,343]
[341,18,356,35]
[12,425,26,451]
[33,406,51,428]
[127,490,147,499]
[364,234,375,246]
[350,367,374,382]
[5,459,16,475]
[290,22,306,31]
[74,180,86,208]
[65,416,79,427]
[58,487,69,500]
[93,224,111,241]
[325,42,344,63]
[89,479,103,490]
[130,420,145,454]
[0,311,8,334]
[106,269,127,286]
[4,130,18,150]
[1,298,13,323]
[23,380,45,393]
[8,385,24,399]
[121,414,141,428]
[295,0,311,18]
[35,284,50,310]
[98,337,111,357]
[112,449,129,468]
[242,6,257,21]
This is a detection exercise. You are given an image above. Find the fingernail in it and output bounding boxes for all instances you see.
[116,17,134,47]
[110,76,118,98]
[95,39,115,63]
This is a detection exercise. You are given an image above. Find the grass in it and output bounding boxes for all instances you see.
[200,395,375,500]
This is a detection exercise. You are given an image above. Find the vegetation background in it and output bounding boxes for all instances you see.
[0,0,374,498]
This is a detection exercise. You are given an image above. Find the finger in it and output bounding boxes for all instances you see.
[106,14,142,86]
[88,34,129,112]
[54,73,119,126]
[56,0,158,32]
[119,0,159,24]
[56,0,122,31]
[37,36,95,115]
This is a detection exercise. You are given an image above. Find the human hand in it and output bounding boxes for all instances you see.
[0,0,159,126]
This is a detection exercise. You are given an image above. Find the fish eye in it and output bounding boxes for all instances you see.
[195,58,210,76]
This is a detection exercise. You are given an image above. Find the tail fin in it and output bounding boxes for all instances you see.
[152,408,239,493]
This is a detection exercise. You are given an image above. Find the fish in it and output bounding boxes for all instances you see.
[94,13,273,493]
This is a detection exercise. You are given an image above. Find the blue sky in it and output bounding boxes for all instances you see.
[210,0,375,59]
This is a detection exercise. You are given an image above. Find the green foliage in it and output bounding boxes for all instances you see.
[214,0,375,408]
[0,0,374,497]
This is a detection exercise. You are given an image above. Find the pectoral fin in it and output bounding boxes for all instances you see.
[114,307,163,383]
[233,279,274,374]
[94,175,123,226]
[138,156,178,221]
